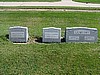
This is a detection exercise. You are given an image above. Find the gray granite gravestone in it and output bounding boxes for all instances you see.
[65,27,98,42]
[42,27,61,43]
[9,26,28,43]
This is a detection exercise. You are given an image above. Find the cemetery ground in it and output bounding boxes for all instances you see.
[1,6,100,10]
[0,0,60,2]
[73,0,100,4]
[0,11,100,75]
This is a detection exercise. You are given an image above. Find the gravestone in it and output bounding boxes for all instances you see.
[42,27,61,43]
[65,27,98,42]
[9,26,28,43]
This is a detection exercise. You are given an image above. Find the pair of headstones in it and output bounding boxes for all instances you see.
[9,26,61,43]
[43,27,98,43]
[9,26,98,43]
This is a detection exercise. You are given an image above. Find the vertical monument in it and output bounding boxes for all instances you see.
[65,27,98,42]
[9,26,28,43]
[43,27,61,43]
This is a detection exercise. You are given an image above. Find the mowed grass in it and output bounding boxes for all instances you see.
[0,0,60,2]
[73,0,100,3]
[0,11,100,75]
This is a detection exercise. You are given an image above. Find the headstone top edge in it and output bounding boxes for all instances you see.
[43,27,61,30]
[66,27,97,30]
[9,26,28,29]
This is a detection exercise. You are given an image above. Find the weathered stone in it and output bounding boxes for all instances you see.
[9,26,28,43]
[43,27,61,43]
[65,27,98,42]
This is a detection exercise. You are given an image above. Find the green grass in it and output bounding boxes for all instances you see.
[1,6,100,10]
[0,11,100,75]
[73,0,100,3]
[0,0,60,2]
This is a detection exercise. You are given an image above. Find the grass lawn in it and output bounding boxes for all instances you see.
[1,6,100,10]
[73,0,100,3]
[0,11,100,75]
[0,0,60,2]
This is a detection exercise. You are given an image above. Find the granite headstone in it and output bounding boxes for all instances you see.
[65,27,98,42]
[43,27,61,43]
[9,26,28,43]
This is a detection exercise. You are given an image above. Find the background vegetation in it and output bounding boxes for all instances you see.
[0,11,100,75]
[73,0,100,3]
[1,6,100,10]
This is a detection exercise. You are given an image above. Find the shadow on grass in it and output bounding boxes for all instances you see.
[35,36,65,43]
[0,34,9,45]
[5,34,9,39]
[61,38,65,43]
[35,36,42,43]
[0,34,9,41]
